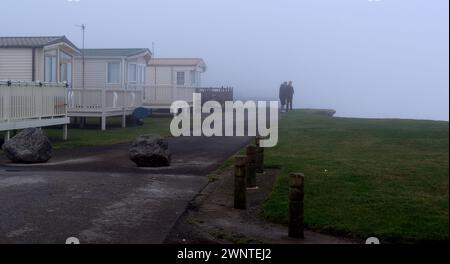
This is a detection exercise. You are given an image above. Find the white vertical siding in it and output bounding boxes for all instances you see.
[0,48,33,81]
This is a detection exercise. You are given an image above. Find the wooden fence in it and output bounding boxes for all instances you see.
[196,87,234,104]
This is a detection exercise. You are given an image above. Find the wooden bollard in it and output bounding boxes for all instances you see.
[234,155,247,210]
[246,145,257,188]
[257,147,264,173]
[255,136,261,147]
[289,173,305,239]
[255,137,265,174]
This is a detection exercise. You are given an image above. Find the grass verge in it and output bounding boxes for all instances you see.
[0,116,172,150]
[262,110,449,242]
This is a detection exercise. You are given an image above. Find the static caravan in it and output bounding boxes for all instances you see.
[70,48,152,130]
[0,36,80,139]
[144,58,207,108]
[0,36,80,83]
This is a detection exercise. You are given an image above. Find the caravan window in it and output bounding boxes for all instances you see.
[128,64,137,83]
[129,64,145,84]
[177,72,185,86]
[138,65,145,84]
[107,62,121,84]
[44,56,57,82]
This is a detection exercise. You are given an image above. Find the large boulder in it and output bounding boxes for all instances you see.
[2,128,52,163]
[129,135,171,167]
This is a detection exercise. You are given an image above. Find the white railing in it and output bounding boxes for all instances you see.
[142,85,196,105]
[68,84,196,111]
[0,81,69,131]
[68,88,143,111]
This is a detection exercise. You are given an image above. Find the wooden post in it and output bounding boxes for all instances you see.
[4,131,11,142]
[101,114,106,131]
[122,109,127,128]
[63,124,68,141]
[289,173,305,239]
[246,145,257,188]
[255,136,260,147]
[255,137,265,173]
[256,147,264,174]
[234,155,247,210]
[101,88,106,131]
[80,117,85,129]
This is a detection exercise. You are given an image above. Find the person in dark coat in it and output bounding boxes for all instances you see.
[279,82,288,112]
[286,81,295,111]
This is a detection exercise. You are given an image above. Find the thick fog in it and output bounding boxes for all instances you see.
[1,0,448,120]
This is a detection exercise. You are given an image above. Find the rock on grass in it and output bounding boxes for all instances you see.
[2,128,52,163]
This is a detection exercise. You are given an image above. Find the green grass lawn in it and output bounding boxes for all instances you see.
[262,110,449,243]
[34,116,172,149]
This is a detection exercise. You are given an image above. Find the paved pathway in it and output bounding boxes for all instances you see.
[0,136,251,244]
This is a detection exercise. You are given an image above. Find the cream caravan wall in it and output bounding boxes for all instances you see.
[0,48,33,81]
[34,48,45,82]
[73,57,148,89]
[73,58,122,89]
[146,65,201,86]
[174,66,200,86]
[146,66,172,86]
[74,59,105,89]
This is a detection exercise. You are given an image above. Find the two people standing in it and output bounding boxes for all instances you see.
[279,81,294,112]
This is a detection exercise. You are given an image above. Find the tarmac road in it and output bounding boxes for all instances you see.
[0,135,251,244]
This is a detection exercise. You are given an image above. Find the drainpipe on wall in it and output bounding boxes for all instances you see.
[171,66,175,102]
[122,58,126,90]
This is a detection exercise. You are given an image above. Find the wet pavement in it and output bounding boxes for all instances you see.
[0,136,251,244]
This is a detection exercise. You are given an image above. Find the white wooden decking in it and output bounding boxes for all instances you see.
[67,87,143,130]
[67,84,196,130]
[0,81,69,140]
[142,85,196,109]
[0,81,199,136]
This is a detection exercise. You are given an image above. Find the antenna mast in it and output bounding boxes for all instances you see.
[75,24,86,89]
[152,41,155,57]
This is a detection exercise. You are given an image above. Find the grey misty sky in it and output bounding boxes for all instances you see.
[1,0,448,120]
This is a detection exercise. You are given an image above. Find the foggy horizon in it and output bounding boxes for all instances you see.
[1,0,448,121]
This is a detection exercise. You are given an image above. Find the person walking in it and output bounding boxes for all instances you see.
[279,82,288,112]
[287,81,295,111]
